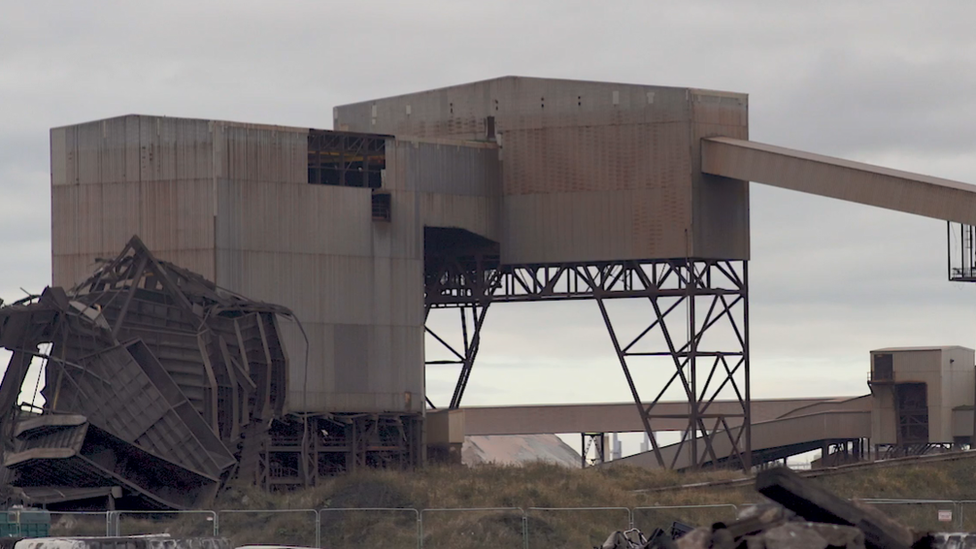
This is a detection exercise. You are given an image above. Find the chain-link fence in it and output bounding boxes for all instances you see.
[859,499,959,532]
[217,509,318,548]
[525,507,631,549]
[633,505,738,533]
[319,508,419,549]
[49,512,111,538]
[113,510,217,537]
[420,508,524,549]
[23,500,976,548]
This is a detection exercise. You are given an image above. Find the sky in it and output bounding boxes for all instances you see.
[4,1,976,444]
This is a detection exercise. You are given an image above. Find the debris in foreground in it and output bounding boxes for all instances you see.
[599,467,938,549]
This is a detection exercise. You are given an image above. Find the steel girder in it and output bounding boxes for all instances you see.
[424,257,751,470]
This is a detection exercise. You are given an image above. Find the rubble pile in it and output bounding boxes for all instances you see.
[0,236,293,510]
[600,467,940,549]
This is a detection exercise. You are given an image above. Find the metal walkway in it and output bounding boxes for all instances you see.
[606,396,872,470]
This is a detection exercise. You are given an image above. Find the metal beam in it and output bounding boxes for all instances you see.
[701,137,976,225]
[460,397,856,435]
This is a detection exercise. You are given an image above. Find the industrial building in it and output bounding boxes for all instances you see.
[1,76,976,507]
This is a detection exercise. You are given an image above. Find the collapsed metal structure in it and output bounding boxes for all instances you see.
[0,237,418,509]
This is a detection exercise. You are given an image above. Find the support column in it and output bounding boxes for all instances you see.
[591,259,750,471]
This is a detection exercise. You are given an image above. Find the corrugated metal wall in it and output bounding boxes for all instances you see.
[52,116,217,287]
[393,138,501,242]
[51,76,746,417]
[336,76,750,263]
[53,115,510,415]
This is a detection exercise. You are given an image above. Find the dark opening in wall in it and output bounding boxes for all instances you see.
[308,130,387,188]
[872,353,893,381]
[372,191,391,222]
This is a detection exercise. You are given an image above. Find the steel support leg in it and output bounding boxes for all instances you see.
[591,259,750,471]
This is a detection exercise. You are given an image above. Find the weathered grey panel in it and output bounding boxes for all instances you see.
[334,324,369,393]
[337,76,749,262]
[52,253,100,289]
[337,76,691,138]
[76,121,102,185]
[100,181,142,252]
[100,117,130,183]
[138,179,214,253]
[50,127,67,186]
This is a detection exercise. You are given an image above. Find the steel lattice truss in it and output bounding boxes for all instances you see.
[424,257,750,470]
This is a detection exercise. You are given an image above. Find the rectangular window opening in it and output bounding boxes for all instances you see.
[308,129,387,188]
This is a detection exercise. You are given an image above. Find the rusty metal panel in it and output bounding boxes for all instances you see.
[100,117,131,184]
[139,117,173,182]
[418,193,496,241]
[51,185,78,257]
[7,421,219,510]
[175,118,213,181]
[334,324,370,394]
[502,190,683,263]
[76,121,102,185]
[703,137,976,226]
[336,76,691,139]
[390,258,423,327]
[279,127,308,184]
[280,319,424,414]
[67,183,105,255]
[63,124,79,186]
[99,182,142,253]
[50,127,68,186]
[51,342,235,479]
[52,253,99,288]
[399,138,499,195]
[388,190,421,260]
[225,125,252,183]
[281,184,373,256]
[125,115,141,183]
[138,179,214,252]
[392,324,424,409]
[398,137,501,242]
[501,122,691,194]
[367,324,393,395]
[336,77,748,263]
[319,254,374,325]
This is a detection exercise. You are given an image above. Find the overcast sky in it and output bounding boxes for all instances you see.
[4,1,976,420]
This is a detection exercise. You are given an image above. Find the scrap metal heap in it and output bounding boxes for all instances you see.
[0,236,291,509]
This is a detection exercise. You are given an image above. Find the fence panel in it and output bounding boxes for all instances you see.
[857,500,958,532]
[955,501,976,532]
[634,505,738,533]
[49,512,110,537]
[217,509,319,548]
[525,507,631,549]
[320,508,418,549]
[115,510,216,538]
[420,508,524,549]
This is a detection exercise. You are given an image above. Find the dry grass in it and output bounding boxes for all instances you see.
[205,463,749,548]
[94,455,976,548]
